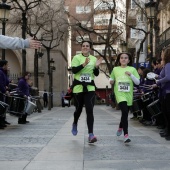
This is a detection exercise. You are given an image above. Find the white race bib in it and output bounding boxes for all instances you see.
[80,74,91,82]
[118,82,130,92]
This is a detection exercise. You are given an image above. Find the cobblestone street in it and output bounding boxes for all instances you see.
[0,105,170,170]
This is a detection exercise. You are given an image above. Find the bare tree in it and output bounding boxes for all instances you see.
[27,0,69,110]
[66,0,126,76]
[8,0,42,74]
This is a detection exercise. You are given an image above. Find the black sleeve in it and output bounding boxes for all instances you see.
[93,67,99,76]
[72,65,84,74]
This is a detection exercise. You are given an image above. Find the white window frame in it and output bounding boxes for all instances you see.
[76,6,91,14]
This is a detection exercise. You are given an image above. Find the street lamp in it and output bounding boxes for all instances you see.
[48,58,55,110]
[145,0,156,68]
[0,0,11,60]
[34,47,44,88]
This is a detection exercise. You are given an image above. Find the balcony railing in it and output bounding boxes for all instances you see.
[158,27,170,49]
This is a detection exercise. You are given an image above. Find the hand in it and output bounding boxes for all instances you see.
[24,95,28,98]
[27,37,42,49]
[125,71,131,76]
[110,80,114,85]
[96,57,103,68]
[155,74,159,78]
[152,84,157,88]
[82,57,90,67]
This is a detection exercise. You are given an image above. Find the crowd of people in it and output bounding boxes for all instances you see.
[1,34,170,145]
[129,47,170,141]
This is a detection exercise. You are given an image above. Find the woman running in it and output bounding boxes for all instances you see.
[71,40,103,143]
[110,52,140,143]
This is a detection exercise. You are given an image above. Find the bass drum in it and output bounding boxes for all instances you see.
[0,101,9,117]
[7,95,26,117]
[147,99,161,117]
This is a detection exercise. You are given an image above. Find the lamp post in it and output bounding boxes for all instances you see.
[67,67,72,87]
[145,0,156,68]
[0,0,11,60]
[34,48,43,88]
[48,58,55,110]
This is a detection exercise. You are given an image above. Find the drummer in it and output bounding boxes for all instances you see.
[17,72,31,124]
[0,60,10,129]
[153,48,170,140]
[139,68,155,126]
[131,66,145,120]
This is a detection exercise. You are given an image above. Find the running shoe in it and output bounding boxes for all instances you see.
[88,134,97,143]
[71,123,78,136]
[124,134,131,143]
[116,128,123,136]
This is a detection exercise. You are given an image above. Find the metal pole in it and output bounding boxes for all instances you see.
[149,19,153,68]
[51,69,53,108]
[34,49,38,88]
[1,20,6,60]
[48,68,52,110]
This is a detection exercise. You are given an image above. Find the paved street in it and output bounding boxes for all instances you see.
[0,105,170,170]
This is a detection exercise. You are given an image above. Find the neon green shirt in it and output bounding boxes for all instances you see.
[71,53,97,93]
[110,66,140,106]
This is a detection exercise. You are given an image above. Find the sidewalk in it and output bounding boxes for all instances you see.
[0,105,170,170]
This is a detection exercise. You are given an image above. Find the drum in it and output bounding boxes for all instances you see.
[147,99,161,116]
[7,95,26,117]
[141,92,152,102]
[25,100,36,115]
[131,98,143,113]
[0,101,9,117]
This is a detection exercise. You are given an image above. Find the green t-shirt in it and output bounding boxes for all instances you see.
[71,53,97,93]
[110,66,140,106]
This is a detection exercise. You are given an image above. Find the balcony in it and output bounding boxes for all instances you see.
[158,27,170,49]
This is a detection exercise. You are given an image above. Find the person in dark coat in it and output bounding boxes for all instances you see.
[17,72,31,124]
[43,90,48,107]
[0,60,10,129]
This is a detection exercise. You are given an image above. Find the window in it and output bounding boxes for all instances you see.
[76,6,91,14]
[97,35,106,42]
[64,6,69,12]
[130,28,137,39]
[81,21,91,27]
[76,35,89,43]
[131,0,136,9]
[94,18,109,25]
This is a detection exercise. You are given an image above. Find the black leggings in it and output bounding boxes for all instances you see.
[118,101,130,135]
[73,91,95,134]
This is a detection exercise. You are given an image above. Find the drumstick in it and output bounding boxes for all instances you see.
[139,85,152,87]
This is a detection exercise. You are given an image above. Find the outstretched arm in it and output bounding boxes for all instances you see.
[0,35,41,50]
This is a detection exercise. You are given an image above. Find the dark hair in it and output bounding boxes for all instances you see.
[139,66,145,71]
[142,68,151,78]
[152,59,157,66]
[156,58,162,64]
[0,60,8,67]
[81,40,93,49]
[115,52,132,66]
[22,72,31,77]
[163,48,170,64]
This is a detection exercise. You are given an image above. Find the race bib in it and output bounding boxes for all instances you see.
[80,74,91,82]
[118,82,130,92]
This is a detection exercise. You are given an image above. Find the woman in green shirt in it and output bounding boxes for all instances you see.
[110,52,140,143]
[71,40,103,143]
